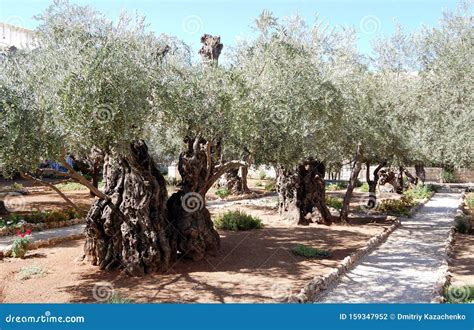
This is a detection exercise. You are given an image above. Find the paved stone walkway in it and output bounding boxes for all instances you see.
[318,192,462,303]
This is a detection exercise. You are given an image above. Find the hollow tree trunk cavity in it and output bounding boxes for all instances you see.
[83,141,173,276]
[340,144,363,223]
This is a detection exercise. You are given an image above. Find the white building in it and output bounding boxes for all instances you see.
[1,22,36,51]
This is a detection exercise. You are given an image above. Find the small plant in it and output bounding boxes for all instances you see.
[326,182,348,191]
[18,265,46,280]
[215,187,231,198]
[377,195,415,216]
[258,171,267,180]
[440,169,456,183]
[292,244,331,258]
[466,193,474,210]
[10,182,24,190]
[107,293,134,304]
[403,184,434,200]
[264,180,276,192]
[255,181,263,187]
[359,182,369,192]
[214,210,263,231]
[326,196,343,210]
[454,215,472,234]
[444,284,474,303]
[11,228,32,258]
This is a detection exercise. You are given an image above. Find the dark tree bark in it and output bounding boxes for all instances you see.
[277,158,332,226]
[366,161,386,209]
[340,144,363,223]
[403,167,418,186]
[396,166,404,194]
[83,141,173,276]
[0,200,8,214]
[415,164,426,184]
[167,137,221,261]
[223,168,243,194]
[241,165,250,193]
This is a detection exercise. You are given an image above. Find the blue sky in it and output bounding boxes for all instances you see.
[0,0,462,57]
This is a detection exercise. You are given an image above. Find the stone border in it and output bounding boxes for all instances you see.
[0,218,84,237]
[432,192,466,303]
[290,217,401,303]
[0,232,85,259]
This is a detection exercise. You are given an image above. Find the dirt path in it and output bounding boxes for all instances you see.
[318,192,462,303]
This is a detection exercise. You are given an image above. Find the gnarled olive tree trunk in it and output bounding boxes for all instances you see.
[167,137,221,261]
[83,141,173,276]
[277,158,332,226]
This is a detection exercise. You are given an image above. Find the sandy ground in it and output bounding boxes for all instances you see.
[0,202,391,303]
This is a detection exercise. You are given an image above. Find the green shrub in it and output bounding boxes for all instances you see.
[355,179,363,187]
[326,196,343,210]
[215,187,231,198]
[10,182,24,190]
[326,182,348,191]
[18,265,46,280]
[264,180,276,192]
[255,181,263,187]
[359,182,369,192]
[455,215,472,234]
[106,293,133,304]
[441,169,456,183]
[258,171,267,180]
[444,284,474,303]
[292,244,331,258]
[377,195,415,216]
[214,210,263,231]
[466,193,474,210]
[403,184,434,200]
[11,229,31,258]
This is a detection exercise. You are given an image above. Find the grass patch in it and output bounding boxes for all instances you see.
[55,182,88,191]
[215,187,231,198]
[18,265,46,280]
[292,244,331,258]
[214,210,263,231]
[326,196,343,210]
[0,208,81,228]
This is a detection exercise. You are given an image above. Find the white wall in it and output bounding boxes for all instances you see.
[0,23,36,50]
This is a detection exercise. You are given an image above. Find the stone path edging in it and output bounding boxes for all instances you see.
[290,218,401,303]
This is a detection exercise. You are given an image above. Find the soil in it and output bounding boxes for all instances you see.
[0,201,392,303]
[449,233,474,286]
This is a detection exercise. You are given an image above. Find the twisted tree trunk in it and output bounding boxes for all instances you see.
[277,159,332,226]
[83,141,173,276]
[366,161,386,209]
[415,164,426,184]
[340,144,363,223]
